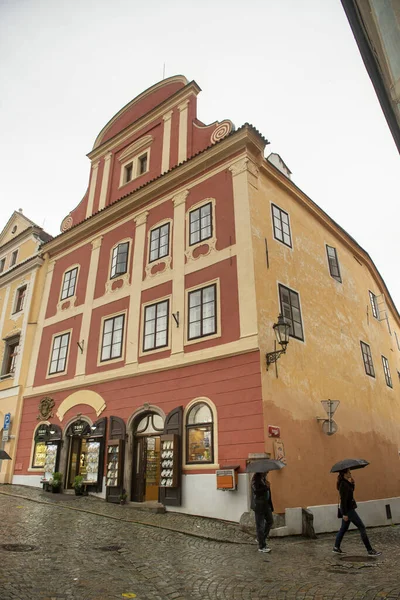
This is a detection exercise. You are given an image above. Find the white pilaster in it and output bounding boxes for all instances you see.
[25,259,55,389]
[75,236,103,376]
[171,190,189,356]
[85,161,100,219]
[161,110,173,174]
[229,158,259,339]
[13,269,37,385]
[98,152,112,211]
[178,100,189,164]
[125,211,149,365]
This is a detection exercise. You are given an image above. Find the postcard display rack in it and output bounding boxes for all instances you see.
[159,434,179,488]
[106,439,124,503]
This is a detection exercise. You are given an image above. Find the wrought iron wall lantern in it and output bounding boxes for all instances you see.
[266,314,291,374]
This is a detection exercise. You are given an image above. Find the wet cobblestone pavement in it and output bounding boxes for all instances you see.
[1,485,400,600]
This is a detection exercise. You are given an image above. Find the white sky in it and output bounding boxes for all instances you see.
[0,0,399,310]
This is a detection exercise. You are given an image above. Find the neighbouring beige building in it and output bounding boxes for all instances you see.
[0,211,51,483]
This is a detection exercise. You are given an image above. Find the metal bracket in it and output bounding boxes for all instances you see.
[172,311,179,327]
[77,340,84,354]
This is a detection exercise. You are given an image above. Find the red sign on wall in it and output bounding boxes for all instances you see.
[268,425,280,438]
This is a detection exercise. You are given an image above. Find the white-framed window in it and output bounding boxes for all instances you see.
[61,267,78,300]
[186,402,214,464]
[395,331,400,352]
[100,314,125,362]
[1,335,20,377]
[120,150,150,187]
[13,285,27,313]
[10,250,18,267]
[149,223,170,263]
[381,355,393,388]
[188,284,216,340]
[360,341,375,378]
[272,204,292,247]
[189,202,212,246]
[279,284,304,341]
[326,245,341,283]
[369,291,379,319]
[143,300,169,351]
[110,242,129,279]
[49,332,70,375]
[138,153,148,175]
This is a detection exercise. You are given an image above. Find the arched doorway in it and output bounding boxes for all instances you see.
[131,412,164,502]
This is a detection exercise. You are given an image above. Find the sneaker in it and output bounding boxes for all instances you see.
[332,547,344,554]
[258,547,271,553]
[368,550,382,556]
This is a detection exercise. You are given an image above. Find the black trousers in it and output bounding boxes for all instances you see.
[255,506,274,549]
[335,509,373,552]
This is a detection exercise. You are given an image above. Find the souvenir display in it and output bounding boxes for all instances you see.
[44,444,58,480]
[106,443,120,487]
[33,442,46,468]
[85,441,100,483]
[159,435,178,488]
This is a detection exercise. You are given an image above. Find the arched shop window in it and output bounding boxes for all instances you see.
[135,413,164,435]
[32,424,50,468]
[186,402,214,464]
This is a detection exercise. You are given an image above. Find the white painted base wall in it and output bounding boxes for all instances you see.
[170,473,249,522]
[12,474,43,488]
[308,497,400,534]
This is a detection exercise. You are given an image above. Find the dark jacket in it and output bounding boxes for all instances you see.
[338,478,357,516]
[251,475,274,513]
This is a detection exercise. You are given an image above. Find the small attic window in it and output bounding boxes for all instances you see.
[138,153,148,175]
[12,226,17,234]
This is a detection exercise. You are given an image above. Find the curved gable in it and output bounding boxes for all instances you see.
[93,75,188,149]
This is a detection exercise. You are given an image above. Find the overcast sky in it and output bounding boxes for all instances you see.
[0,0,399,310]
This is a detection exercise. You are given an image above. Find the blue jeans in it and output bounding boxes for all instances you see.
[335,509,372,551]
[255,506,274,549]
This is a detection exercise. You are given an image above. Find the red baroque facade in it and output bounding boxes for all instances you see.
[14,76,265,521]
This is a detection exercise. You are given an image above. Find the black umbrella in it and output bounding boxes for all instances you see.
[0,449,11,460]
[330,458,369,473]
[246,459,286,473]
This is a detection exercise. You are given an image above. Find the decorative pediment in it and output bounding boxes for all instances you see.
[0,211,37,249]
[118,135,153,163]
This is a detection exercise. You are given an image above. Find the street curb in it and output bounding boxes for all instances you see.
[0,490,254,546]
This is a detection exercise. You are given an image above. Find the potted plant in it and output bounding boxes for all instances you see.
[49,472,63,494]
[74,475,85,496]
[119,489,127,505]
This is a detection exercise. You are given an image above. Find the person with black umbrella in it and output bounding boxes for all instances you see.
[333,468,381,556]
[251,472,274,553]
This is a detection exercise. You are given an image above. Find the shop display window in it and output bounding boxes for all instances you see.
[186,403,214,464]
[32,441,47,468]
[85,441,100,483]
[44,444,58,479]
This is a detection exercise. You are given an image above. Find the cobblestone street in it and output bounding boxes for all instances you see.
[0,486,399,600]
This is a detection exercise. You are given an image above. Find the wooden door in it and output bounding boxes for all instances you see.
[131,437,146,502]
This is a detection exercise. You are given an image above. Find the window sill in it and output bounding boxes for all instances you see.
[0,373,14,381]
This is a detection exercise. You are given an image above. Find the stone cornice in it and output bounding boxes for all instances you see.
[87,81,201,162]
[43,125,265,257]
[0,255,44,286]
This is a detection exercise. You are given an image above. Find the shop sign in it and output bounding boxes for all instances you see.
[268,425,280,438]
[72,422,86,435]
[36,425,50,441]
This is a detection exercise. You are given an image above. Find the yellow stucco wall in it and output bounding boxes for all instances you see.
[250,163,400,512]
[0,223,47,483]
